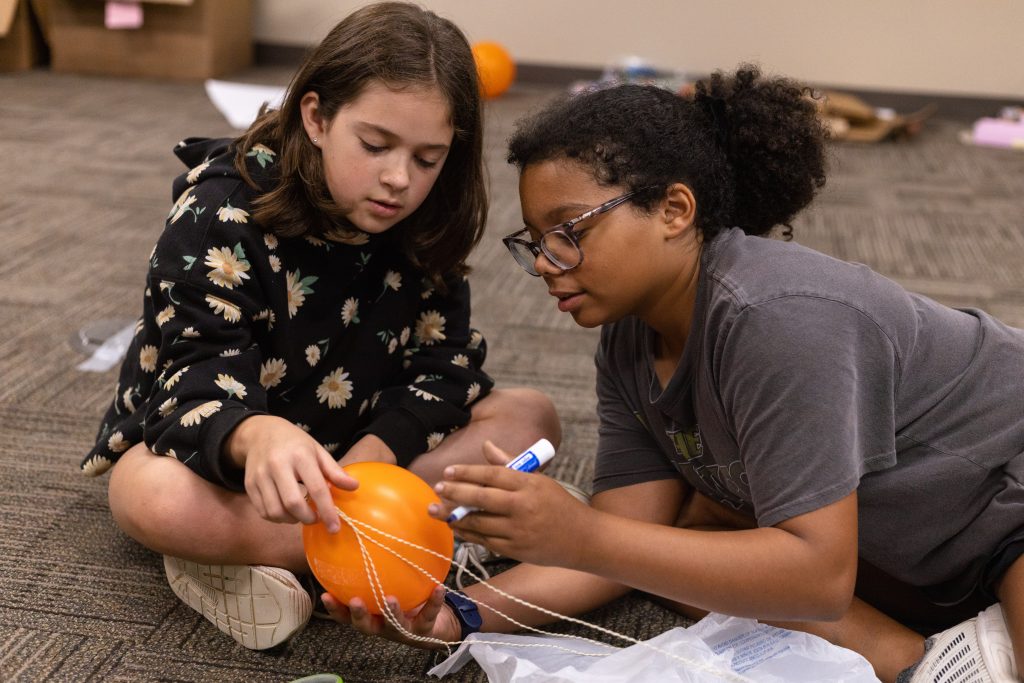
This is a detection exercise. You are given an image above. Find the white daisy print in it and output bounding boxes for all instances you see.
[383,270,402,292]
[205,294,242,323]
[409,385,441,402]
[341,297,359,326]
[158,397,178,417]
[305,345,321,366]
[253,308,275,330]
[107,431,131,453]
[204,245,251,289]
[263,233,278,249]
[415,310,447,346]
[451,354,469,368]
[155,305,175,327]
[248,143,276,166]
[139,345,158,372]
[305,235,327,248]
[359,399,368,415]
[400,327,411,346]
[468,330,483,350]
[82,453,113,476]
[122,388,137,414]
[268,254,281,273]
[371,390,381,409]
[426,432,445,451]
[322,443,340,454]
[168,186,200,224]
[295,422,311,432]
[215,374,247,399]
[317,367,353,408]
[180,400,222,427]
[420,281,434,299]
[466,382,481,406]
[134,318,144,335]
[286,269,318,318]
[185,160,210,184]
[219,348,241,357]
[163,365,189,389]
[260,358,287,389]
[181,326,200,338]
[388,337,398,354]
[216,201,250,223]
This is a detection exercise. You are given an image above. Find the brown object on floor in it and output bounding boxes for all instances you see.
[817,90,937,143]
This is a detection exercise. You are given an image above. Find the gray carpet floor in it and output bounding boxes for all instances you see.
[1,66,1023,682]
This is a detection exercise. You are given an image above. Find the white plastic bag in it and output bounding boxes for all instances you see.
[428,613,880,682]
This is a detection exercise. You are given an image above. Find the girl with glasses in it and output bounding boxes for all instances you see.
[337,66,1024,683]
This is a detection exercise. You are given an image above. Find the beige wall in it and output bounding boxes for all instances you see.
[253,1,1023,99]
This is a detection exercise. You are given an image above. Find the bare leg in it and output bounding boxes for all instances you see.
[408,387,560,486]
[996,555,1024,677]
[108,386,560,568]
[108,442,308,571]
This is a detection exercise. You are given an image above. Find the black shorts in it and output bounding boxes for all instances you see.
[981,532,1024,600]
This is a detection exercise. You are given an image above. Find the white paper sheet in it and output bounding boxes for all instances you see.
[76,322,136,373]
[204,79,287,130]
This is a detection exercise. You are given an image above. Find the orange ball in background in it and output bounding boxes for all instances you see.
[302,462,454,614]
[472,41,516,99]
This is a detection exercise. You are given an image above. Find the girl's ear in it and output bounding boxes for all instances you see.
[662,182,697,238]
[299,91,326,144]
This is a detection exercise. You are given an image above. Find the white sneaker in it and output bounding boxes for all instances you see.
[911,603,1019,682]
[164,556,312,650]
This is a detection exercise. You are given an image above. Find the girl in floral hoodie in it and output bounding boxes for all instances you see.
[80,2,558,650]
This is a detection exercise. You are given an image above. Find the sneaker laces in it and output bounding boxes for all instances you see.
[453,540,496,589]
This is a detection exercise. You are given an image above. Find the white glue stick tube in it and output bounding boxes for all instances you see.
[446,438,556,523]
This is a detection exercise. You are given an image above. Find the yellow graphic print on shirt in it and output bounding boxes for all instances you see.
[664,422,751,511]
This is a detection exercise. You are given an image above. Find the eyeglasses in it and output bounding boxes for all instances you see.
[502,190,640,276]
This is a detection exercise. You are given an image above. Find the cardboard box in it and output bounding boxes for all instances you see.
[0,0,44,71]
[45,0,252,80]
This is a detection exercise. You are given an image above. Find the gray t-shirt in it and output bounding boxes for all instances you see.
[594,227,1024,596]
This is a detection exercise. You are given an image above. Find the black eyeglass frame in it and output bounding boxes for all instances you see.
[501,190,642,276]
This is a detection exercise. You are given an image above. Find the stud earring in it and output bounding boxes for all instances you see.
[312,137,319,145]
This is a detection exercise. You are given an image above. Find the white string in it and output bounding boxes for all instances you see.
[334,507,754,682]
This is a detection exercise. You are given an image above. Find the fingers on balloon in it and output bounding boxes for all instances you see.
[302,462,454,615]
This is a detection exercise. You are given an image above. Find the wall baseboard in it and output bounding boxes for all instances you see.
[254,42,1020,123]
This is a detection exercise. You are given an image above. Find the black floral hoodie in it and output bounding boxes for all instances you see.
[81,138,493,490]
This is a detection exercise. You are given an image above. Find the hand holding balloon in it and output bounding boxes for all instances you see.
[323,583,461,649]
[302,462,454,614]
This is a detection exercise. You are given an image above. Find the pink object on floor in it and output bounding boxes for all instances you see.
[105,2,144,30]
[972,117,1024,149]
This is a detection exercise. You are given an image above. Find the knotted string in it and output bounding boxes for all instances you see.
[335,507,754,682]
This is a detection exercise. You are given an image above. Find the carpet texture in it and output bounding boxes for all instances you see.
[1,67,1022,682]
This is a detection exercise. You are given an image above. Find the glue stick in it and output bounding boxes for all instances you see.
[446,438,555,523]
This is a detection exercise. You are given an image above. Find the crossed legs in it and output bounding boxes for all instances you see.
[107,387,560,571]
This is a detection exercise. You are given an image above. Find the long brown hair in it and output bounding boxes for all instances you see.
[234,2,487,283]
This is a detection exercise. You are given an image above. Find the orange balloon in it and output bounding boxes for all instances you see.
[302,462,454,614]
[472,41,516,99]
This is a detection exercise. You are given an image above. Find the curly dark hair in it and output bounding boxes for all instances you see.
[507,65,827,241]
